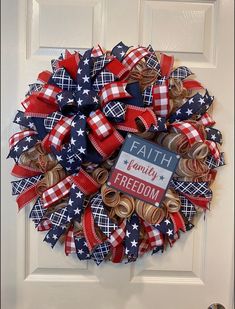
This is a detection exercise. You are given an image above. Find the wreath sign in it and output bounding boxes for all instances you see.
[8,43,225,265]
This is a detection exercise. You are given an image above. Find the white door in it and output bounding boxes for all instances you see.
[1,0,234,308]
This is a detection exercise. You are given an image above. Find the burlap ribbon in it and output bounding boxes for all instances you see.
[101,184,120,207]
[135,199,165,225]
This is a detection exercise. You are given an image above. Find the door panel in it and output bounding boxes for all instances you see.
[1,0,234,308]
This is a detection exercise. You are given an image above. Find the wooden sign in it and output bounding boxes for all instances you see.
[108,134,180,207]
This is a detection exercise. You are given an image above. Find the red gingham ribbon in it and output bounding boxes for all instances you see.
[37,219,52,231]
[205,140,220,161]
[109,220,126,247]
[138,236,150,256]
[169,212,186,233]
[122,47,149,71]
[9,130,37,149]
[87,110,113,141]
[11,164,42,178]
[24,94,58,117]
[99,82,131,106]
[91,45,104,57]
[16,183,39,210]
[42,116,73,152]
[142,220,164,248]
[197,113,216,127]
[89,129,124,158]
[82,206,103,252]
[65,225,76,255]
[160,53,174,78]
[171,122,204,145]
[72,169,100,195]
[42,176,73,208]
[106,58,129,79]
[37,84,61,104]
[152,81,169,117]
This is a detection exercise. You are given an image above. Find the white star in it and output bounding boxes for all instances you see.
[166,229,173,236]
[22,145,28,151]
[83,58,89,65]
[131,240,138,247]
[79,115,86,119]
[117,45,122,49]
[125,248,129,255]
[186,108,193,116]
[76,191,83,198]
[67,98,74,104]
[77,85,82,91]
[74,208,81,215]
[211,134,216,140]
[66,167,71,171]
[52,234,58,240]
[78,249,84,254]
[67,216,72,222]
[126,231,130,237]
[76,128,84,136]
[71,183,76,189]
[132,223,138,230]
[205,127,210,132]
[78,146,86,154]
[70,137,76,145]
[56,155,62,161]
[71,121,76,127]
[15,117,21,123]
[83,89,90,95]
[77,68,82,74]
[83,241,88,247]
[164,219,171,225]
[68,199,74,206]
[188,98,194,104]
[82,75,90,83]
[68,158,75,164]
[120,51,125,57]
[86,254,90,258]
[199,98,205,105]
[14,145,19,152]
[57,94,64,102]
[25,136,32,142]
[28,122,34,128]
[93,96,98,103]
[46,235,50,239]
[176,109,181,115]
[77,98,83,106]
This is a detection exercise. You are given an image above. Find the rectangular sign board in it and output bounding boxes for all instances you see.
[108,133,180,207]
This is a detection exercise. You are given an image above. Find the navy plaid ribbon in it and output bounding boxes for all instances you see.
[91,242,111,265]
[102,100,126,123]
[170,66,192,80]
[11,175,43,195]
[29,198,46,227]
[50,67,77,91]
[170,180,212,198]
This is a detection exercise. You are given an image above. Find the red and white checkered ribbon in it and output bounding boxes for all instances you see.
[37,219,52,231]
[99,82,132,106]
[65,225,76,255]
[205,140,220,161]
[109,220,126,247]
[42,116,73,152]
[37,84,61,104]
[197,113,215,127]
[91,45,105,57]
[142,221,164,248]
[87,110,113,140]
[9,130,37,149]
[122,47,149,71]
[171,122,204,145]
[42,176,73,208]
[152,82,169,117]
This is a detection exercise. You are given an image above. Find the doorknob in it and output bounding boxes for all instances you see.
[208,304,225,309]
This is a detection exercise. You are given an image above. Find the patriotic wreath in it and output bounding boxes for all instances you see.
[9,43,225,265]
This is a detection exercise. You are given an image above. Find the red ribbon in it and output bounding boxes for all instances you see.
[24,95,58,118]
[111,243,125,263]
[160,54,174,78]
[182,80,203,90]
[72,169,100,195]
[169,212,186,233]
[82,206,103,252]
[58,52,80,80]
[37,70,52,84]
[16,183,39,210]
[106,58,129,80]
[183,193,211,210]
[11,164,42,178]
